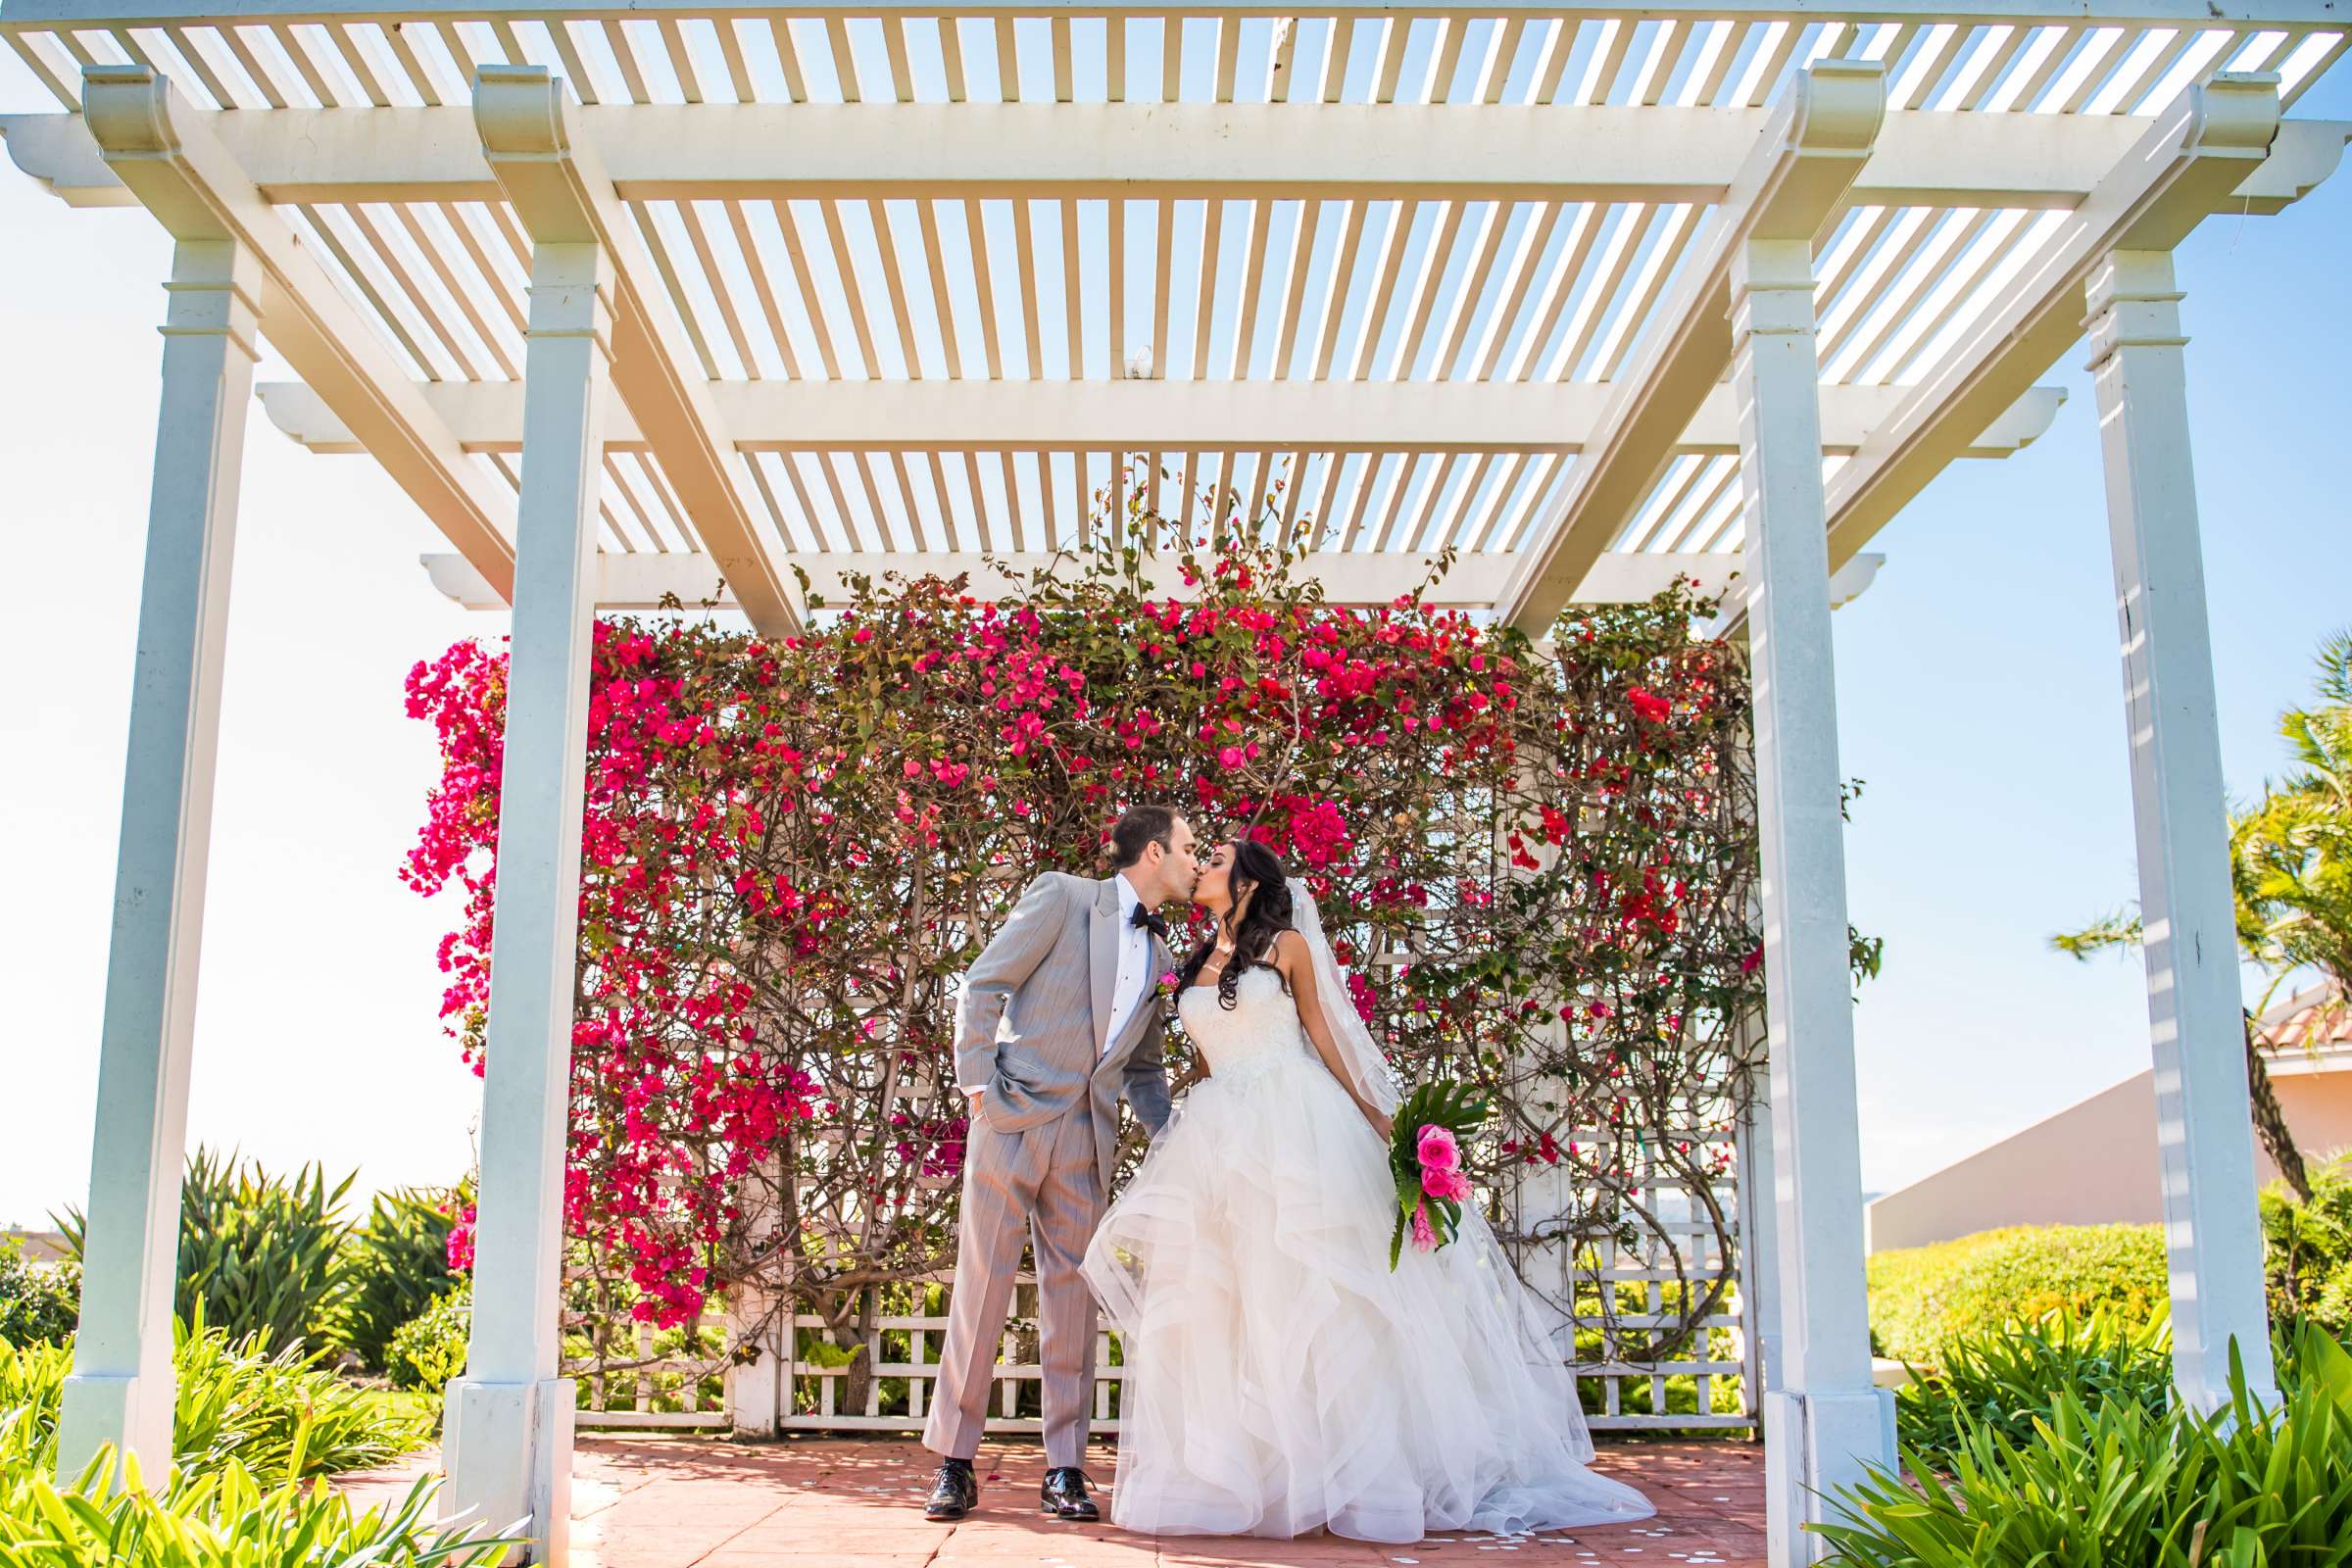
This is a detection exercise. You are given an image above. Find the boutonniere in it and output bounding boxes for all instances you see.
[1156,970,1180,1014]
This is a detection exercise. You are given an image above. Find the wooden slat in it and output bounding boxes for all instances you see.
[1060,196,1083,376]
[1591,201,1702,382]
[1545,201,1656,381]
[1348,197,1422,380]
[1388,198,1469,379]
[939,14,965,102]
[658,16,702,103]
[866,196,922,378]
[1227,197,1275,377]
[1191,196,1224,378]
[966,198,1004,380]
[217,24,289,108]
[1271,199,1321,381]
[1479,15,1526,103]
[886,14,916,102]
[817,196,883,376]
[630,198,727,378]
[771,14,809,103]
[916,198,960,379]
[1581,16,1636,104]
[772,199,844,379]
[1468,199,1565,381]
[1310,198,1370,380]
[1373,14,1410,102]
[599,18,649,102]
[728,199,803,377]
[813,15,853,103]
[1011,196,1044,377]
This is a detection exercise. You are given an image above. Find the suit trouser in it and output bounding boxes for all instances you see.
[922,1102,1103,1469]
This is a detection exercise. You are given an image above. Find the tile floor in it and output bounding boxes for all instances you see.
[337,1434,1766,1567]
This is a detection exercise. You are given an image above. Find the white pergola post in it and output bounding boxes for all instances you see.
[53,230,259,1488]
[1732,235,1893,1565]
[438,237,613,1564]
[2085,248,2277,1411]
[1733,1022,1785,1422]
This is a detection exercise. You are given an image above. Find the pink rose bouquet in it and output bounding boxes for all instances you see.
[1385,1081,1491,1268]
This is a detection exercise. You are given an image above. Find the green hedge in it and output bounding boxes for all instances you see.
[1868,1224,2170,1367]
[0,1236,77,1346]
[389,1286,470,1395]
[2263,1156,2352,1338]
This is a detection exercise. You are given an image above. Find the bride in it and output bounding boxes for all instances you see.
[1080,838,1655,1543]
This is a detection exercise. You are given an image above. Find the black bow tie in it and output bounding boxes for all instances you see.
[1128,904,1167,940]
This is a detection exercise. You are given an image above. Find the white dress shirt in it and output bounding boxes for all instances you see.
[1104,872,1154,1056]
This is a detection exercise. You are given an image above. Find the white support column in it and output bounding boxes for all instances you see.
[1733,1021,1784,1422]
[725,1154,788,1440]
[440,240,613,1565]
[2085,249,2276,1411]
[53,235,259,1489]
[1731,236,1893,1566]
[1722,708,1786,1425]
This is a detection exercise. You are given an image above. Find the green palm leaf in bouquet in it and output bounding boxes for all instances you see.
[1387,1081,1490,1270]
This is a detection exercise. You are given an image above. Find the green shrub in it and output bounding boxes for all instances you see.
[389,1286,470,1396]
[1867,1223,2170,1366]
[342,1183,468,1373]
[1815,1324,2352,1568]
[2262,1155,2352,1338]
[173,1310,435,1481]
[58,1148,362,1359]
[0,1234,78,1345]
[1890,1307,2174,1462]
[0,1336,72,1454]
[0,1413,519,1568]
[1,1312,431,1484]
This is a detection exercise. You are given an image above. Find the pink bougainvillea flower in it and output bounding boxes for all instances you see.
[402,530,1747,1334]
[1416,1123,1461,1172]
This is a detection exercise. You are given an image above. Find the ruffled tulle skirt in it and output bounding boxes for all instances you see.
[1080,1049,1655,1543]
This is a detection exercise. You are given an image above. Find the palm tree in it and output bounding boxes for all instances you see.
[2053,629,2352,1204]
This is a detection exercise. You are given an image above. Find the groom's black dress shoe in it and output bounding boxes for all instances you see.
[923,1459,977,1522]
[1040,1467,1101,1522]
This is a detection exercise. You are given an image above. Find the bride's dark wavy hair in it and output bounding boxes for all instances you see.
[1177,838,1296,1011]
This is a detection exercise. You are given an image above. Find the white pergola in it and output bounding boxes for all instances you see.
[7,4,2343,1562]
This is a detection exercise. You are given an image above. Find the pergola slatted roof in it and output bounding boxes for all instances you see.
[20,7,2348,1555]
[4,4,2343,635]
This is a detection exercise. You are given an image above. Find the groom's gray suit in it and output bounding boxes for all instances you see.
[922,870,1174,1469]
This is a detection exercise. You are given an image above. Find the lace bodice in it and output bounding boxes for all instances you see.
[1177,963,1314,1087]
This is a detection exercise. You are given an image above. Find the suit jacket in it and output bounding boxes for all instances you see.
[954,871,1176,1192]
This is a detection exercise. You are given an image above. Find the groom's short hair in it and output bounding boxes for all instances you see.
[1106,805,1182,869]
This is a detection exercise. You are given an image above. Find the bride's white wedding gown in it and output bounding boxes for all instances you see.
[1080,964,1655,1543]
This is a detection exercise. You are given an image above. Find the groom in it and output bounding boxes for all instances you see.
[920,805,1197,1523]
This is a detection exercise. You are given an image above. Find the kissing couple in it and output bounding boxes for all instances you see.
[918,805,1653,1544]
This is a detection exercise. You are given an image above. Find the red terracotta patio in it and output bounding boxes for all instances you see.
[338,1436,1765,1568]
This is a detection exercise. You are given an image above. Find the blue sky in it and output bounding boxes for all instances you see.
[1833,66,2352,1189]
[0,49,2345,1229]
